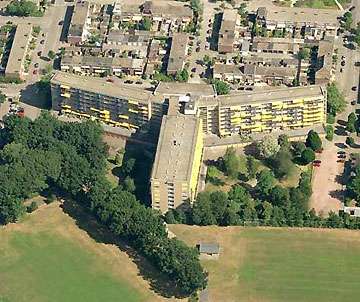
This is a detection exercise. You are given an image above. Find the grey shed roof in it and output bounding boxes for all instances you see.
[199,243,220,254]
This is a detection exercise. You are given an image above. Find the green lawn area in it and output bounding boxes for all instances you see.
[170,225,360,302]
[294,0,346,9]
[0,204,163,302]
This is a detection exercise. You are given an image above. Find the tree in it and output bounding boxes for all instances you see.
[0,93,6,104]
[47,50,56,59]
[278,134,290,150]
[140,16,152,31]
[123,176,135,192]
[246,155,259,179]
[346,112,356,133]
[343,12,353,31]
[222,147,240,179]
[122,157,135,175]
[301,147,315,164]
[324,125,334,141]
[306,130,322,151]
[256,169,275,196]
[299,48,310,60]
[268,185,289,207]
[346,136,355,148]
[327,83,347,116]
[7,0,38,17]
[270,149,295,180]
[355,25,360,46]
[190,0,203,14]
[206,165,219,183]
[256,135,280,159]
[45,63,52,74]
[291,141,306,157]
[212,80,229,95]
[192,192,216,225]
[27,201,38,213]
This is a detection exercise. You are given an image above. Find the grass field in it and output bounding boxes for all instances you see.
[170,225,360,302]
[0,203,164,302]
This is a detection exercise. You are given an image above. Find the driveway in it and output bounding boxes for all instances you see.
[310,140,343,216]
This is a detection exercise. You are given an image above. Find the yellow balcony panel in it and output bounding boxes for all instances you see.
[129,108,139,114]
[119,114,129,119]
[128,100,138,105]
[62,109,71,113]
[60,85,70,89]
[61,93,71,98]
[129,124,139,129]
[90,107,100,112]
[120,122,129,127]
[139,106,148,110]
[61,104,71,109]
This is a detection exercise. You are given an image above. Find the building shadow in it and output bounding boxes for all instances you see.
[334,125,346,136]
[19,82,51,109]
[61,199,188,299]
[329,189,344,202]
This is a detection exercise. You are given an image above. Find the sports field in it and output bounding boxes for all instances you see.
[170,225,360,302]
[0,203,163,302]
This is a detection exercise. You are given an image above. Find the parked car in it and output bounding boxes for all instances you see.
[313,162,321,167]
[6,21,13,25]
[341,61,346,66]
[340,68,343,73]
[350,6,355,11]
[191,67,197,73]
[40,40,45,44]
[34,62,39,68]
[338,154,346,159]
[59,20,64,26]
[315,149,323,154]
[351,100,356,105]
[337,151,346,154]
[124,80,133,84]
[106,79,114,83]
[37,51,42,56]
[342,55,346,60]
[196,47,200,52]
[337,159,346,163]
[33,69,38,75]
[135,80,143,84]
[352,86,357,91]
[197,40,201,46]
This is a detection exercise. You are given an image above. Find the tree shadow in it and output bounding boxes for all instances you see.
[329,189,344,202]
[61,200,188,299]
[337,119,347,126]
[208,177,225,186]
[335,142,348,149]
[334,125,346,136]
[111,166,122,178]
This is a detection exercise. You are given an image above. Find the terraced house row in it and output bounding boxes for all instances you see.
[50,72,326,137]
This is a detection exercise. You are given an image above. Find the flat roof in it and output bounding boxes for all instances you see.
[5,24,32,75]
[61,55,145,69]
[167,32,188,72]
[51,71,152,103]
[152,113,200,182]
[69,1,89,37]
[263,6,341,24]
[155,82,216,97]
[218,85,325,106]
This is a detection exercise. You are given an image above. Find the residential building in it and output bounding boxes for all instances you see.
[118,0,193,27]
[151,111,203,213]
[343,207,360,217]
[68,1,90,45]
[5,24,32,79]
[212,85,326,136]
[256,7,340,40]
[218,10,240,53]
[106,29,151,46]
[60,55,145,76]
[251,37,301,54]
[51,72,326,137]
[315,37,335,85]
[50,72,167,131]
[166,32,188,75]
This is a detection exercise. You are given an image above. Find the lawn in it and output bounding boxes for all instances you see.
[293,0,346,9]
[0,203,164,302]
[170,225,360,302]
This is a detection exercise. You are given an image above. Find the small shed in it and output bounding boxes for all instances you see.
[198,243,221,260]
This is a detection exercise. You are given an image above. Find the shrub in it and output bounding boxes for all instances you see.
[326,113,336,124]
[27,201,38,213]
[324,125,334,141]
[301,148,315,165]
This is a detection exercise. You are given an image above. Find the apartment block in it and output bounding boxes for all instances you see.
[50,72,168,131]
[256,7,339,40]
[167,32,188,75]
[68,1,90,45]
[5,24,32,79]
[51,72,326,137]
[60,55,145,76]
[151,112,203,213]
[218,10,240,53]
[215,86,326,136]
